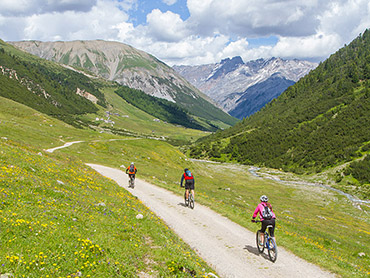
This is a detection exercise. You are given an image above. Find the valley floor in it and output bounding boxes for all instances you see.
[88,164,335,278]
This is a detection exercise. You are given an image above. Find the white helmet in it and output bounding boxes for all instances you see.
[260,195,268,202]
[131,162,134,165]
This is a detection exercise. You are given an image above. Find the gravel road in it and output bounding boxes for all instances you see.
[87,164,335,278]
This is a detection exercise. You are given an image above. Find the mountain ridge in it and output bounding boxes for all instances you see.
[9,40,237,127]
[174,56,317,118]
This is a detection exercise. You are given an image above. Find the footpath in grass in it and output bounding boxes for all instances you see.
[0,139,217,277]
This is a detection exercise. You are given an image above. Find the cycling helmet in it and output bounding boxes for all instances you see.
[184,168,188,172]
[260,195,268,202]
[131,162,134,165]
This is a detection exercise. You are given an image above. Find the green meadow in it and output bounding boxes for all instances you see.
[0,97,216,277]
[1,96,370,277]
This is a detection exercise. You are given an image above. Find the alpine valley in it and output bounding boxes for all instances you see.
[174,56,318,119]
[1,30,370,278]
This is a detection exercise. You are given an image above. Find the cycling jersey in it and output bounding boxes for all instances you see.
[252,202,276,221]
[126,166,137,175]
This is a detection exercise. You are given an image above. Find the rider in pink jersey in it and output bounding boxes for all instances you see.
[252,195,276,244]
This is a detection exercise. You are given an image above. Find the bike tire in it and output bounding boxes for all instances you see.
[189,194,194,209]
[256,230,264,253]
[184,192,189,207]
[267,237,277,262]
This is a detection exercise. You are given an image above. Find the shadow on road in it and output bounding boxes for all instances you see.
[178,202,187,207]
[244,245,270,260]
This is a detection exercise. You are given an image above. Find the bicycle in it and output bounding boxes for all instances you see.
[128,174,135,188]
[253,220,277,262]
[183,188,195,209]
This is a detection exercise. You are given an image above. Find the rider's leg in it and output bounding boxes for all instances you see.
[185,189,189,200]
[260,221,267,245]
[260,232,265,245]
[191,189,195,199]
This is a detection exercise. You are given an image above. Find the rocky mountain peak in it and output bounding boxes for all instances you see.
[173,56,318,118]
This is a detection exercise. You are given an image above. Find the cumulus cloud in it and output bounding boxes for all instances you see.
[146,9,188,42]
[0,0,131,41]
[0,0,369,66]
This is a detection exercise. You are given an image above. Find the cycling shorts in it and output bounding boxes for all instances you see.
[185,179,194,190]
[128,174,135,179]
[260,218,275,237]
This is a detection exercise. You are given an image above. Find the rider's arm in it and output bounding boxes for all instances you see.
[180,174,184,186]
[252,204,261,219]
[126,168,129,174]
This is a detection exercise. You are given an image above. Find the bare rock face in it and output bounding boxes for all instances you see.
[174,57,318,118]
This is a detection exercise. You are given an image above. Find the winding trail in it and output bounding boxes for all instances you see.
[87,163,335,278]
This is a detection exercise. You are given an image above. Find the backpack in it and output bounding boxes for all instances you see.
[185,170,192,177]
[262,204,273,220]
[129,165,135,172]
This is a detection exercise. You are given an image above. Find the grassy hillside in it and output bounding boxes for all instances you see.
[188,30,370,199]
[0,40,107,128]
[46,129,370,278]
[1,88,369,277]
[0,138,216,277]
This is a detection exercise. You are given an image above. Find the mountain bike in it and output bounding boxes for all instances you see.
[253,220,277,262]
[128,174,135,188]
[183,189,195,209]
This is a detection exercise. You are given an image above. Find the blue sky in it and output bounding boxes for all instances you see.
[0,0,369,65]
[132,0,190,26]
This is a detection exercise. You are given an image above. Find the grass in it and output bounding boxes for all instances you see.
[61,139,370,278]
[0,139,216,277]
[1,96,370,277]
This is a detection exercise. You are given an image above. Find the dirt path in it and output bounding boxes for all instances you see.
[87,164,335,278]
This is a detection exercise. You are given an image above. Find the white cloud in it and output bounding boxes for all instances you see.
[1,0,131,41]
[0,0,369,66]
[146,9,188,42]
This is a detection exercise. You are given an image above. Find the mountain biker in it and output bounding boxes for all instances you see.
[180,168,195,201]
[126,162,137,187]
[252,195,276,245]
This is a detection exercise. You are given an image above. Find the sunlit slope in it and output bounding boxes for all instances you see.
[0,138,216,277]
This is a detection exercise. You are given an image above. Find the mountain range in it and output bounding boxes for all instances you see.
[9,40,237,127]
[174,56,318,119]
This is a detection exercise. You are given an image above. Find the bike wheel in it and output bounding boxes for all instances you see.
[256,230,264,253]
[189,194,194,209]
[184,192,189,207]
[267,237,277,262]
[131,178,135,188]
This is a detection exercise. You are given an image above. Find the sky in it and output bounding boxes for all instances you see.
[0,0,369,66]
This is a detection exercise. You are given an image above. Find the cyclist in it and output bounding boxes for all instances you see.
[126,162,137,188]
[252,195,276,245]
[180,168,195,201]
